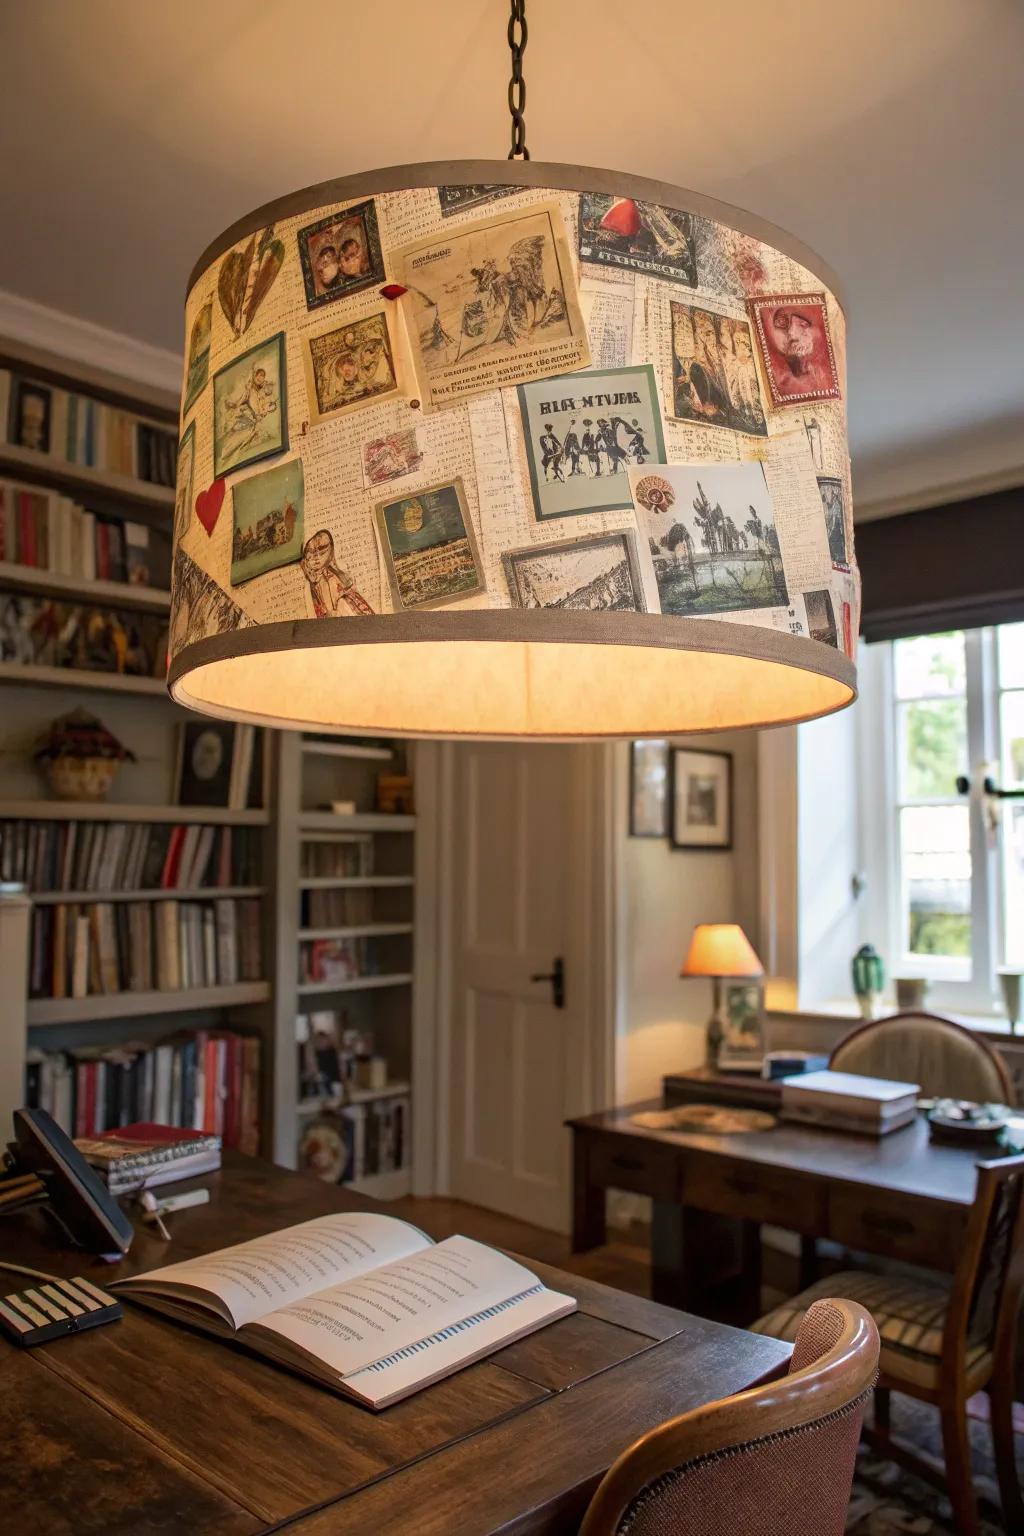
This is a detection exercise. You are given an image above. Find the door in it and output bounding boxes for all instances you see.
[446,742,606,1232]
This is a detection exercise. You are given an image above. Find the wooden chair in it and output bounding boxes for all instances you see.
[753,1153,1024,1536]
[579,1298,878,1536]
[829,1011,1014,1105]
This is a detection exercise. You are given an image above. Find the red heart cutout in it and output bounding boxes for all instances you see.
[599,198,642,238]
[195,478,226,536]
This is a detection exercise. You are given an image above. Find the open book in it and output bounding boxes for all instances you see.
[112,1212,575,1409]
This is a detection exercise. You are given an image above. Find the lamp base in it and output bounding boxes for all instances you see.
[705,977,725,1068]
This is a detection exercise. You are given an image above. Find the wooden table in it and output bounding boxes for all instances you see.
[1,1153,790,1536]
[569,1100,984,1319]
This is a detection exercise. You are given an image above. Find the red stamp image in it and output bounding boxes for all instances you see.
[747,292,841,406]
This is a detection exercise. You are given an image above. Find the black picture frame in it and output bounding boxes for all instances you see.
[669,747,733,850]
[629,739,669,837]
[175,720,237,807]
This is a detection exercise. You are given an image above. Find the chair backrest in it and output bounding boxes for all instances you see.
[945,1152,1024,1379]
[578,1298,879,1536]
[829,1011,1014,1104]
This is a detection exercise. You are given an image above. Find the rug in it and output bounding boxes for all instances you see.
[847,1394,1024,1533]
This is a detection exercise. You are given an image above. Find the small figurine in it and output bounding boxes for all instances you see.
[852,943,885,1020]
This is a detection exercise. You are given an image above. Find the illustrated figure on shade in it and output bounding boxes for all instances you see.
[771,307,831,393]
[562,420,583,476]
[538,422,564,482]
[301,529,374,617]
[628,418,650,464]
[222,364,277,457]
[581,419,601,476]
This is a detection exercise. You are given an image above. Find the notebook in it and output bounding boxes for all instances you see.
[112,1211,575,1408]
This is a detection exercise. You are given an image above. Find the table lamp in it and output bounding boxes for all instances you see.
[681,924,764,1068]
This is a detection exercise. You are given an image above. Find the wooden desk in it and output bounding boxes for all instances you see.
[0,1153,789,1536]
[569,1101,983,1319]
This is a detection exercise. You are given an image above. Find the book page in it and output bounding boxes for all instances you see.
[246,1235,544,1378]
[117,1213,430,1329]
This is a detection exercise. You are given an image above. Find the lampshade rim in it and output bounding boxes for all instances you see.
[185,158,847,313]
[167,610,857,739]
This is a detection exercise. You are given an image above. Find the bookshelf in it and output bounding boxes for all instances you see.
[0,334,277,1156]
[270,730,418,1195]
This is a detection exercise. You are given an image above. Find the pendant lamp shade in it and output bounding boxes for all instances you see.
[169,161,858,738]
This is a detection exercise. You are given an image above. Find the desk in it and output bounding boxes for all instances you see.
[569,1101,983,1319]
[1,1153,789,1536]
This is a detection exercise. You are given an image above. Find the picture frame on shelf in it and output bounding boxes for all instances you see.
[174,720,236,807]
[669,747,732,850]
[629,739,669,837]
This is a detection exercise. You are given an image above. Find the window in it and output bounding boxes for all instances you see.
[860,622,1024,1012]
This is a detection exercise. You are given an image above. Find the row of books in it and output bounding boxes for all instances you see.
[0,478,171,588]
[25,1029,260,1151]
[298,1095,409,1186]
[0,820,261,893]
[300,937,376,985]
[0,589,167,676]
[300,836,374,879]
[1,369,177,486]
[301,886,376,928]
[28,897,262,999]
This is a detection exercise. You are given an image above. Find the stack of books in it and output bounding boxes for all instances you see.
[299,835,374,878]
[74,1123,222,1193]
[0,478,170,587]
[25,1029,260,1151]
[780,1069,920,1136]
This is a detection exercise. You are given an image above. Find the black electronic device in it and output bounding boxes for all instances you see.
[0,1108,134,1255]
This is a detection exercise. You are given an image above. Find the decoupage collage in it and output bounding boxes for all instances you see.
[171,177,858,663]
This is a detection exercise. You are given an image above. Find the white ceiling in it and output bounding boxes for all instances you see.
[0,0,1021,511]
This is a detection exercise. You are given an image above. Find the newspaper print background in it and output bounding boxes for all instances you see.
[172,178,858,666]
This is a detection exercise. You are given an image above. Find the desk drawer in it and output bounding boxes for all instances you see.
[589,1136,680,1200]
[827,1187,958,1271]
[682,1159,827,1233]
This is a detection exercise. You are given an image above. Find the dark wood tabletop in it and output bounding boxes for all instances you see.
[1,1153,790,1536]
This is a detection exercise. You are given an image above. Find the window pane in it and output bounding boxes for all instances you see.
[899,698,967,799]
[998,622,1024,689]
[1001,689,1024,787]
[900,806,971,958]
[894,632,965,699]
[1004,805,1024,968]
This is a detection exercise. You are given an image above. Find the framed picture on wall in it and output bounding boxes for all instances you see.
[629,739,669,836]
[669,748,732,850]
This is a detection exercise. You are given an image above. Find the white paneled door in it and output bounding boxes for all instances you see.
[446,743,603,1233]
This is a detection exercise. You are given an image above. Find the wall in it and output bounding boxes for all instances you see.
[615,731,759,1104]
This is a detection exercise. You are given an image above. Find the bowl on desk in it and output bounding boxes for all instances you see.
[926,1099,1009,1148]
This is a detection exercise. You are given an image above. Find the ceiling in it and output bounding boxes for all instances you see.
[0,0,1020,512]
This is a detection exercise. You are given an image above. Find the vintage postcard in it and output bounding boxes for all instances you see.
[804,587,839,648]
[748,293,842,405]
[218,226,285,338]
[391,200,590,410]
[362,428,423,488]
[300,528,375,617]
[375,477,484,611]
[670,301,767,436]
[517,364,665,522]
[182,298,212,418]
[578,192,698,287]
[212,331,288,478]
[438,184,515,218]
[304,311,399,425]
[297,199,384,310]
[503,530,646,612]
[630,461,788,617]
[174,420,196,544]
[231,457,304,586]
[817,475,848,567]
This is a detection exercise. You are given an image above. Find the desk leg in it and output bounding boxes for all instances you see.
[571,1134,606,1253]
[651,1202,763,1323]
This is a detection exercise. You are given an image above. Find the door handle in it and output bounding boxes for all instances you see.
[530,956,565,1009]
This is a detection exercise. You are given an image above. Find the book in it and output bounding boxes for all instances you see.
[780,1069,920,1137]
[112,1213,575,1409]
[74,1123,222,1192]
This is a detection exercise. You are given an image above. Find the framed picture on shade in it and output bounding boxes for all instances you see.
[175,720,237,807]
[629,739,669,836]
[670,748,732,850]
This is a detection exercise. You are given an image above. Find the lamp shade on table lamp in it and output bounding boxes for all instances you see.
[169,162,858,739]
[681,923,764,1068]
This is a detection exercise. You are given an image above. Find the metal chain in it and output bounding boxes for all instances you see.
[507,0,529,160]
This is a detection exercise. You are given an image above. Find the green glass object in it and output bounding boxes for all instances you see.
[852,943,885,1019]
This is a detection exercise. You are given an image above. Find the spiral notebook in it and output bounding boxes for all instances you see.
[112,1212,575,1408]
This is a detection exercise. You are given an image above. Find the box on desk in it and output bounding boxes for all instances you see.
[779,1069,920,1136]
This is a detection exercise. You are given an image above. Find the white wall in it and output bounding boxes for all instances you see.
[615,731,759,1103]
